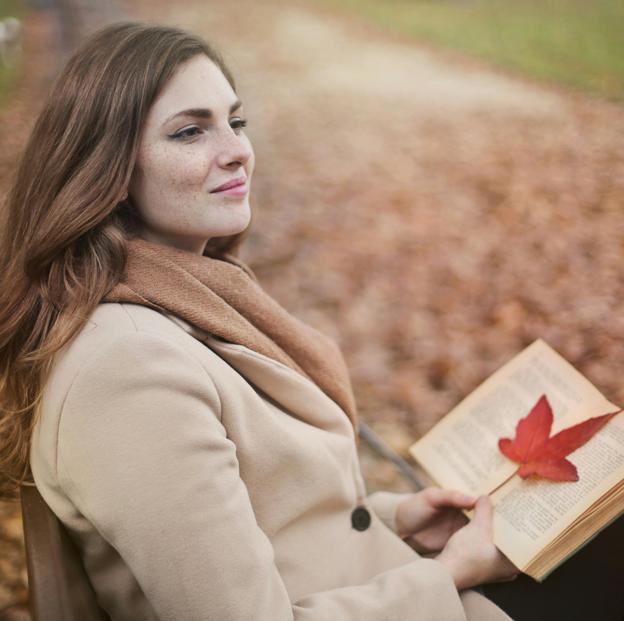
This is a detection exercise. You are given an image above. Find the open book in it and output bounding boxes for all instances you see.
[408,339,624,582]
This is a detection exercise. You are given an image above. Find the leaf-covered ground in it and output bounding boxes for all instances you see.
[1,0,623,615]
[177,0,624,463]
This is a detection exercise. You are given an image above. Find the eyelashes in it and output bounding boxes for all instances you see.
[170,127,201,140]
[230,117,248,131]
[169,117,248,140]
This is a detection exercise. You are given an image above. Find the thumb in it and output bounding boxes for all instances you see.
[472,495,493,530]
[427,487,476,509]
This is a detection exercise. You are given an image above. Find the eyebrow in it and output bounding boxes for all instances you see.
[163,99,242,126]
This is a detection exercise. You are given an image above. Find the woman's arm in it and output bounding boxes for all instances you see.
[366,490,413,534]
[56,331,477,621]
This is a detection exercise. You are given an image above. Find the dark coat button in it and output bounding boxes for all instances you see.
[351,506,371,531]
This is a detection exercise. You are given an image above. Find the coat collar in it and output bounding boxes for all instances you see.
[162,311,356,440]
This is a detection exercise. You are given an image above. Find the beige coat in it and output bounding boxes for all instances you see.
[30,302,512,620]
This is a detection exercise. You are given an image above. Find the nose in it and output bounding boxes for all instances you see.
[215,127,253,171]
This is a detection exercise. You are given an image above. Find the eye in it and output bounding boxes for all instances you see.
[230,117,248,133]
[169,126,202,140]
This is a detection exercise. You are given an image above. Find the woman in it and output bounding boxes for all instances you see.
[0,22,518,620]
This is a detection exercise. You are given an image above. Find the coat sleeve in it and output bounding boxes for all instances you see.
[57,330,472,621]
[366,490,414,535]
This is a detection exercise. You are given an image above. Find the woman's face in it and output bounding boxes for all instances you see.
[128,54,254,254]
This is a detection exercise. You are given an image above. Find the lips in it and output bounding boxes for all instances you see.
[210,177,246,193]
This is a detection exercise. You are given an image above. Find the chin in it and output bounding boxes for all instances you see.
[222,205,251,235]
[199,200,250,238]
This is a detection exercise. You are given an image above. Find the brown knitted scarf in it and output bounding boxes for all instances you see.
[102,237,358,431]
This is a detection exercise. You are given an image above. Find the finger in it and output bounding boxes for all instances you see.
[471,495,493,531]
[451,511,470,531]
[427,487,476,509]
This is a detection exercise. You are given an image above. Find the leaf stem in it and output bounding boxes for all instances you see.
[486,468,518,497]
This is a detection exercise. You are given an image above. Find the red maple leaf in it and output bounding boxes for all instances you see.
[498,395,620,482]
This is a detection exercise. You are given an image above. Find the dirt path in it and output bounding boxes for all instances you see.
[1,1,624,615]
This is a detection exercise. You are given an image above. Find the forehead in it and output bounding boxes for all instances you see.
[147,55,237,125]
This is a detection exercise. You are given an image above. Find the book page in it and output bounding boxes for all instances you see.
[491,412,624,569]
[409,339,618,496]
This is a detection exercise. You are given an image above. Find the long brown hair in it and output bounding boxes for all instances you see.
[0,22,245,501]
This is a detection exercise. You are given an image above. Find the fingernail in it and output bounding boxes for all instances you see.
[462,494,476,503]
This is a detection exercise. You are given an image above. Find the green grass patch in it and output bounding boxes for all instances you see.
[0,0,21,14]
[0,0,25,107]
[317,0,624,102]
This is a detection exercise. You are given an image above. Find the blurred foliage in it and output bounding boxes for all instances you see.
[0,0,25,107]
[0,0,22,15]
[317,0,624,101]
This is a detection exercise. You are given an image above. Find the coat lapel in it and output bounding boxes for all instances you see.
[162,311,356,440]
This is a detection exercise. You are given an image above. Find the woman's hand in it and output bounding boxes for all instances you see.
[435,495,520,590]
[395,486,476,554]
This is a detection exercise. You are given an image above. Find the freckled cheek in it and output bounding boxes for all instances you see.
[144,149,213,189]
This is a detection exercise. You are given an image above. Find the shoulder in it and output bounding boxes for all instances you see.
[80,302,195,345]
[55,302,206,370]
[44,303,226,418]
[33,303,226,500]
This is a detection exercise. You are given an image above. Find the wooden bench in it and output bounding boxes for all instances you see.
[20,483,110,620]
